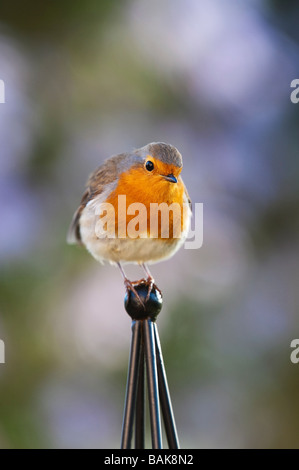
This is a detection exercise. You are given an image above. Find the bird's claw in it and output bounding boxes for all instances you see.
[124,279,145,308]
[144,276,155,302]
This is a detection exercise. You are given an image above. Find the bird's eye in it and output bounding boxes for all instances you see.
[145,160,154,172]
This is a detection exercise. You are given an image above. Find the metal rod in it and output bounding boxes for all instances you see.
[154,323,180,449]
[121,320,142,449]
[144,319,163,449]
[135,324,145,449]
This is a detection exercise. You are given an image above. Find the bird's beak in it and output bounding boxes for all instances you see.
[163,173,177,183]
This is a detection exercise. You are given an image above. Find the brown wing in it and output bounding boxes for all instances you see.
[67,153,128,245]
[66,189,90,245]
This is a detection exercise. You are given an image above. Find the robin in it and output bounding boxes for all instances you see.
[67,142,191,304]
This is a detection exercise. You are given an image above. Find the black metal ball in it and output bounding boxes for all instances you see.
[124,281,163,321]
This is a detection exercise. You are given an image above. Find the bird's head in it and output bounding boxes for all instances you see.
[136,142,183,185]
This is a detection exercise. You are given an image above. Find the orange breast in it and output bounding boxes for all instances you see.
[104,167,186,240]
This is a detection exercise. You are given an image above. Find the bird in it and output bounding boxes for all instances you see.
[67,142,192,305]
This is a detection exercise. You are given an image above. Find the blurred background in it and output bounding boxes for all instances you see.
[0,0,299,449]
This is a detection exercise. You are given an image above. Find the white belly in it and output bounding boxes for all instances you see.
[79,194,191,265]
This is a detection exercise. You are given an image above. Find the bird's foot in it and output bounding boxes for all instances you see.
[138,276,161,303]
[124,278,145,309]
[144,276,155,302]
[129,276,156,303]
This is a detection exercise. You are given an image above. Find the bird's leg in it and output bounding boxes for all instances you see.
[117,262,144,307]
[141,263,155,302]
